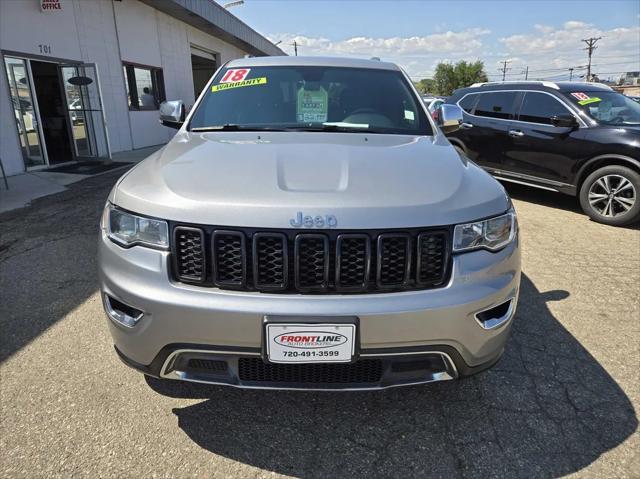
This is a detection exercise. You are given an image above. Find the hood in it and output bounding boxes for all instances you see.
[114,132,509,229]
[595,124,640,133]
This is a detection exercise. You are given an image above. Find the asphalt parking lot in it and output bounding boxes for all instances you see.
[1,169,638,478]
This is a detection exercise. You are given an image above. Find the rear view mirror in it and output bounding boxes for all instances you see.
[159,100,185,129]
[436,104,463,134]
[550,114,578,128]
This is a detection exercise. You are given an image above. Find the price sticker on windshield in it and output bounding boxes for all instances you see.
[571,92,591,101]
[220,69,251,83]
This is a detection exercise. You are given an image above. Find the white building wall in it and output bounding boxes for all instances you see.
[0,0,251,176]
[113,0,170,149]
[72,0,133,154]
[156,11,195,108]
[0,0,83,176]
[0,0,82,60]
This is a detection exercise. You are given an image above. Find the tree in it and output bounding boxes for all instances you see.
[414,78,436,95]
[432,61,488,96]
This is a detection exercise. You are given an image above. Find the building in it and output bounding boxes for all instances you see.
[0,0,283,177]
[619,71,639,86]
[613,84,640,97]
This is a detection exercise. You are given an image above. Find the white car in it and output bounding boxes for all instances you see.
[99,56,521,390]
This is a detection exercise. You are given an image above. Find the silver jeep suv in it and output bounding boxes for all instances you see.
[99,56,520,390]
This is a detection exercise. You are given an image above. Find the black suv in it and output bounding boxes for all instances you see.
[445,82,640,226]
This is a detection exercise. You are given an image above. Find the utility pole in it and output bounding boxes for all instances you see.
[522,66,529,80]
[568,67,574,81]
[498,60,511,81]
[291,40,298,56]
[582,36,602,82]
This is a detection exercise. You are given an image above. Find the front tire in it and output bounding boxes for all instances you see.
[579,165,640,226]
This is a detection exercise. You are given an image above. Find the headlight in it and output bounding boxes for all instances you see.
[105,203,168,249]
[453,210,516,252]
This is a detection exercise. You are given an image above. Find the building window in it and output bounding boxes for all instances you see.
[123,63,165,111]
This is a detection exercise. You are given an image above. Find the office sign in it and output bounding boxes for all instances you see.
[41,0,62,11]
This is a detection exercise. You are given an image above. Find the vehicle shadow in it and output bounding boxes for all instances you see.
[0,171,125,363]
[147,274,638,478]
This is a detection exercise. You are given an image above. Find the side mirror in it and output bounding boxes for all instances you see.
[436,104,463,134]
[159,100,185,129]
[550,114,578,128]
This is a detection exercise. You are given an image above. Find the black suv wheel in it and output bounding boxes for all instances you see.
[579,165,640,226]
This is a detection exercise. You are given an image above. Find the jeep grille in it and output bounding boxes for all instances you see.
[171,225,451,294]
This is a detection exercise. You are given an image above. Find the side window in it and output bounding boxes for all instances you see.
[458,94,478,113]
[474,92,518,119]
[518,92,571,125]
[123,63,166,111]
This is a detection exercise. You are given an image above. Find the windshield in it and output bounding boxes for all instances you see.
[189,66,432,135]
[567,91,640,126]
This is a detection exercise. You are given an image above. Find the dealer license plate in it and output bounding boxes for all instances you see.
[265,323,356,364]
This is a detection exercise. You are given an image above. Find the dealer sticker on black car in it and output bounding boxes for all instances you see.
[266,323,356,363]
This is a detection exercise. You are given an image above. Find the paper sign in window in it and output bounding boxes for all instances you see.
[297,87,328,123]
[220,69,251,83]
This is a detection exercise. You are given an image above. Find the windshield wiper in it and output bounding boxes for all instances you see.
[191,124,288,132]
[192,123,390,134]
[286,123,386,134]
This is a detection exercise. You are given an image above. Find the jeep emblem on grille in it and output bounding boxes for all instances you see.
[290,212,338,228]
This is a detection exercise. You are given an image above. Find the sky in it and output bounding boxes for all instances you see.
[223,0,640,82]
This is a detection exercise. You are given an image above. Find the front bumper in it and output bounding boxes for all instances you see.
[115,343,505,391]
[99,229,520,390]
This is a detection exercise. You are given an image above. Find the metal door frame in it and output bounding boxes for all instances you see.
[58,62,112,160]
[2,52,112,171]
[2,54,50,170]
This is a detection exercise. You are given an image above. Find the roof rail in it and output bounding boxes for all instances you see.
[469,81,560,90]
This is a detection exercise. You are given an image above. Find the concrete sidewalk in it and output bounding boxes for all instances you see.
[0,145,163,214]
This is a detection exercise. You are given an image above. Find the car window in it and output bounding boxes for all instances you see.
[458,94,478,113]
[566,91,640,126]
[518,92,571,125]
[474,92,518,119]
[190,66,432,135]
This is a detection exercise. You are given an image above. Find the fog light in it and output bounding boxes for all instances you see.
[103,294,143,328]
[474,298,515,330]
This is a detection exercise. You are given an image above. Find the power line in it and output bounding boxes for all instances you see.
[522,61,633,73]
[582,36,603,82]
[411,60,637,81]
[590,71,635,75]
[591,61,640,67]
[486,60,636,78]
[593,53,639,59]
[489,65,587,75]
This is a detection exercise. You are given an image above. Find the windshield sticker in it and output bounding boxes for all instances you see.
[578,97,601,106]
[220,68,251,83]
[404,110,415,121]
[571,92,591,101]
[297,86,328,122]
[211,77,267,93]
